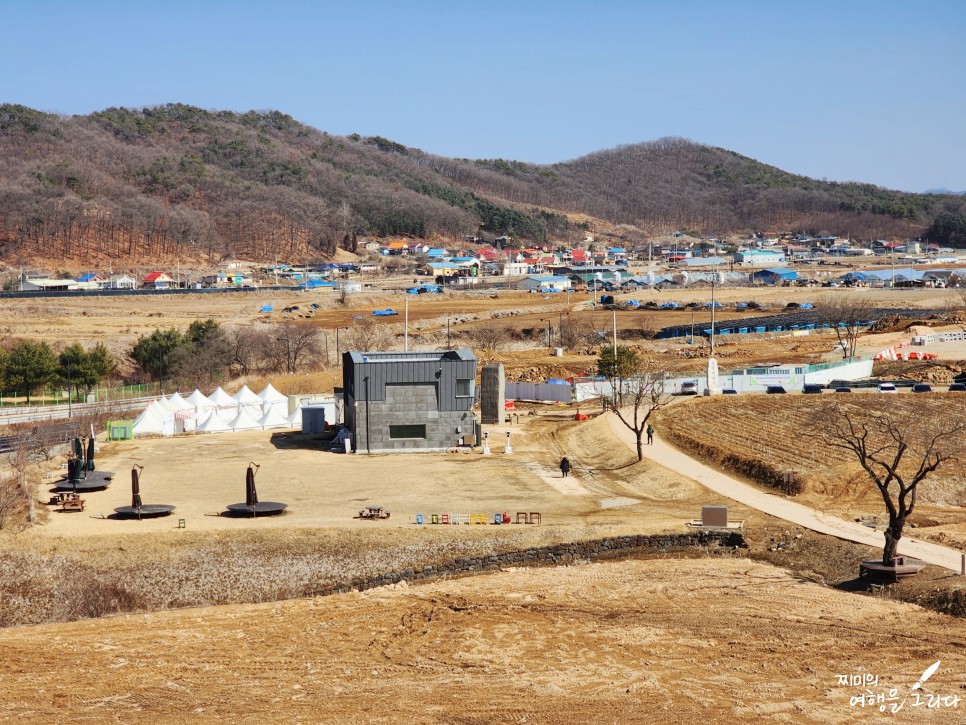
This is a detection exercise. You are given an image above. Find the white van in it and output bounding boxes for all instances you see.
[877,383,898,393]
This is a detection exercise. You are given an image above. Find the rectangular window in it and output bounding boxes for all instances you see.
[389,424,426,439]
[456,378,474,397]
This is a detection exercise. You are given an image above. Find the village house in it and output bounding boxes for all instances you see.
[142,272,174,289]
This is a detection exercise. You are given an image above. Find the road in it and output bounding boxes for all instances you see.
[606,412,965,573]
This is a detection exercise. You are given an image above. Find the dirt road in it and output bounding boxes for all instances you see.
[607,413,965,572]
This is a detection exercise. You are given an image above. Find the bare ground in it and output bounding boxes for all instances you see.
[2,558,965,724]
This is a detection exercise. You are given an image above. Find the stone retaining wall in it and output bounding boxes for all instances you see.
[309,531,746,597]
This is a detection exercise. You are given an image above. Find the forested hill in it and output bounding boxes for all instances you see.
[1,103,965,264]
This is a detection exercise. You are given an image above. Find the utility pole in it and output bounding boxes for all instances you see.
[539,318,552,350]
[404,296,409,352]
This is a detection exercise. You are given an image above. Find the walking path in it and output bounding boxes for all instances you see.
[606,413,964,573]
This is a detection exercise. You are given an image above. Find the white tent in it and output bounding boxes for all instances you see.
[258,382,289,416]
[155,395,180,414]
[186,389,215,411]
[259,405,291,430]
[208,386,237,407]
[195,409,231,434]
[133,403,175,437]
[167,392,194,411]
[228,407,262,431]
[286,405,303,430]
[208,386,239,421]
[234,384,262,408]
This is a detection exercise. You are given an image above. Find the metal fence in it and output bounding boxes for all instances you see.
[505,382,573,403]
[0,383,153,408]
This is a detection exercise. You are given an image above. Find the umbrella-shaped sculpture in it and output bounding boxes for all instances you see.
[85,436,96,473]
[113,464,176,520]
[246,464,258,508]
[131,464,143,510]
[225,463,287,517]
[54,436,114,492]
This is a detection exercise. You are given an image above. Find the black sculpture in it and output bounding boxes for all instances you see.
[54,437,114,492]
[225,463,287,517]
[112,464,176,520]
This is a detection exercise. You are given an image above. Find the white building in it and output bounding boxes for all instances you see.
[516,275,572,292]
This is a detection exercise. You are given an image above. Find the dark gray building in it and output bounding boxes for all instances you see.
[342,349,478,453]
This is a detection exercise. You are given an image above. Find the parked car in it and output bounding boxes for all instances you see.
[911,383,933,393]
[802,384,823,394]
[766,385,787,394]
[679,381,699,395]
[877,383,898,393]
[949,383,966,392]
[834,386,852,393]
[722,388,739,395]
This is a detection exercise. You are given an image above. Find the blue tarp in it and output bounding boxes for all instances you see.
[373,308,398,317]
[546,378,569,385]
[660,302,678,309]
[260,305,274,313]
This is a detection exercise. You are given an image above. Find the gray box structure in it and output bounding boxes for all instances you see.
[480,363,506,424]
[343,349,478,453]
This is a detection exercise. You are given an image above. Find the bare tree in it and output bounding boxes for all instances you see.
[272,321,323,373]
[5,430,40,525]
[341,317,394,352]
[599,347,673,460]
[818,295,877,358]
[821,403,965,565]
[460,325,512,352]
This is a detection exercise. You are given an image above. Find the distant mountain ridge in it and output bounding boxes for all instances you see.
[924,188,966,196]
[1,103,965,264]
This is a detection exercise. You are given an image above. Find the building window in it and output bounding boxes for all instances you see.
[456,378,474,397]
[389,424,426,439]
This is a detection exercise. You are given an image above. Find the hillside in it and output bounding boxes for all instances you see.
[2,103,965,265]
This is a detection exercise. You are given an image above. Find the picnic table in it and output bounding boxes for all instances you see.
[53,492,86,512]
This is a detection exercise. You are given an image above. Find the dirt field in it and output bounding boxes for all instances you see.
[1,285,961,381]
[31,412,750,538]
[2,558,965,724]
[3,286,966,722]
[656,396,966,548]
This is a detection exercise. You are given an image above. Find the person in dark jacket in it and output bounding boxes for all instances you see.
[559,457,571,477]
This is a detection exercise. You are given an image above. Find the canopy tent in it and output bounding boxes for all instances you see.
[186,389,215,411]
[175,408,198,432]
[155,395,180,413]
[166,392,194,411]
[228,407,262,431]
[258,405,291,430]
[234,384,262,407]
[195,409,231,434]
[208,386,239,421]
[286,405,303,430]
[208,386,237,407]
[132,403,175,437]
[258,382,289,416]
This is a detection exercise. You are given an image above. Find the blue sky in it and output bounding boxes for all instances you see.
[3,0,964,192]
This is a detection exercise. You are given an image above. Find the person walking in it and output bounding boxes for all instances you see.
[646,424,654,445]
[559,457,571,478]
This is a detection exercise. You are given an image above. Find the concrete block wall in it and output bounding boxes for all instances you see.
[480,363,505,424]
[358,383,473,452]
